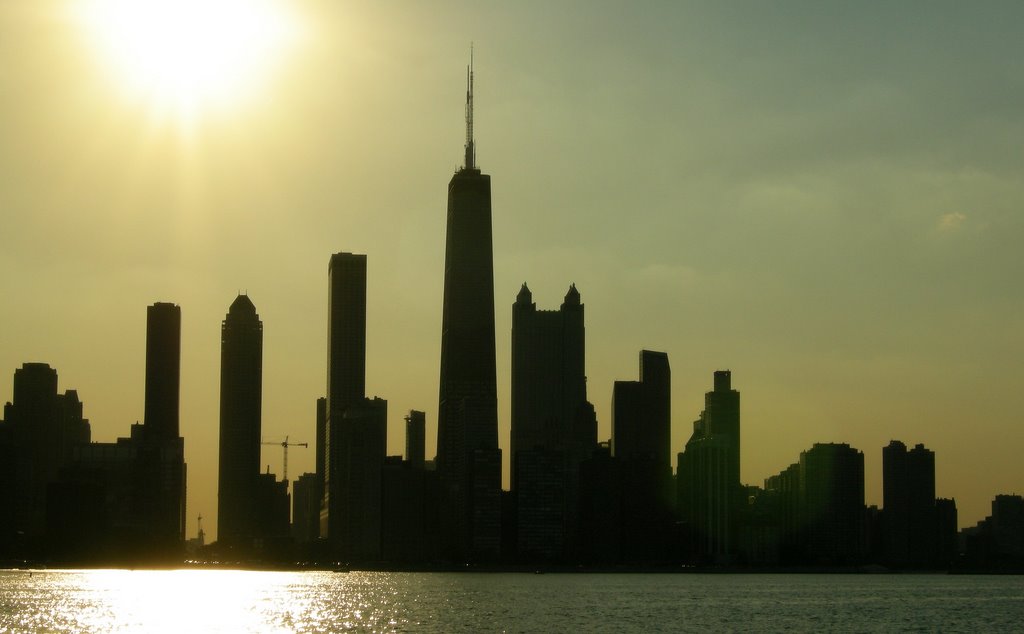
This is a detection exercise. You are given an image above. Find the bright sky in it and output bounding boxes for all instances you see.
[1,1,1022,542]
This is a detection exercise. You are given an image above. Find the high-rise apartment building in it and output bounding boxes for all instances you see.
[144,303,181,441]
[327,253,367,416]
[0,363,90,553]
[322,252,386,560]
[141,302,186,553]
[217,294,263,549]
[436,55,501,561]
[799,442,865,563]
[610,350,672,562]
[883,440,940,567]
[612,351,671,473]
[677,370,741,561]
[322,252,367,547]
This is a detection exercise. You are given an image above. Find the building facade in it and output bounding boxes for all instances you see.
[322,253,388,561]
[322,252,368,550]
[610,350,672,563]
[511,283,595,560]
[217,294,263,550]
[436,58,501,562]
[140,302,186,555]
[405,410,425,470]
[882,440,947,567]
[0,363,91,556]
[677,370,741,561]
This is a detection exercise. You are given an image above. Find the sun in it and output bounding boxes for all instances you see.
[75,0,300,125]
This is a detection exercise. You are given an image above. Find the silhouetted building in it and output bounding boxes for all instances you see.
[405,410,425,470]
[140,302,187,557]
[882,440,946,568]
[737,485,783,566]
[799,443,865,564]
[322,252,382,560]
[764,462,801,562]
[144,303,181,442]
[610,351,672,563]
[326,253,366,418]
[763,444,867,566]
[47,305,188,564]
[253,471,290,557]
[382,414,439,563]
[511,283,596,561]
[577,442,622,564]
[47,430,141,562]
[382,453,439,563]
[963,494,1024,569]
[436,57,501,562]
[0,416,11,553]
[935,497,958,567]
[315,396,326,534]
[291,472,320,545]
[217,294,263,551]
[0,363,91,556]
[612,351,671,481]
[339,397,387,560]
[511,283,588,486]
[677,370,741,562]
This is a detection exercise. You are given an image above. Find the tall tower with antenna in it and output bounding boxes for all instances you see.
[464,45,475,170]
[436,47,501,562]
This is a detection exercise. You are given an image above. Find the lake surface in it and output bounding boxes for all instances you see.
[2,569,1023,632]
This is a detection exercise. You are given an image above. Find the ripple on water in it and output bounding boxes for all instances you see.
[1,570,1024,632]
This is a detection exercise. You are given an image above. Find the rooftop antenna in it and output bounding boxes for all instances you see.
[464,43,475,170]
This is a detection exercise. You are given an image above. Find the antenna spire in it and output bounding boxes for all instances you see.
[464,43,475,170]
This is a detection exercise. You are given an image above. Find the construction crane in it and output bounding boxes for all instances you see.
[196,514,205,546]
[262,435,308,482]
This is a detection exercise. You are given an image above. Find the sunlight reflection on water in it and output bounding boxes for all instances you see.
[2,569,1024,632]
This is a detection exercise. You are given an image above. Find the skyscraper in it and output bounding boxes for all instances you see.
[610,350,672,562]
[141,302,186,554]
[677,370,741,560]
[0,363,90,552]
[217,294,263,549]
[436,54,501,561]
[612,350,671,473]
[327,253,367,417]
[144,302,181,442]
[799,442,865,563]
[511,283,587,485]
[323,252,366,548]
[883,440,939,567]
[339,396,387,560]
[322,252,385,560]
[511,283,595,560]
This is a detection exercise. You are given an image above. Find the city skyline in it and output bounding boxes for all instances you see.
[2,2,1023,542]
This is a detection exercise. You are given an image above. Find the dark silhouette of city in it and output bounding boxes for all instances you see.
[1,58,1022,572]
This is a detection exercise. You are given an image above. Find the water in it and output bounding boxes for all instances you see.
[2,569,1023,632]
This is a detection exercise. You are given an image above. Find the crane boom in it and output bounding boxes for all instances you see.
[261,434,309,481]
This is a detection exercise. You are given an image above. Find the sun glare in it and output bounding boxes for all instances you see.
[76,0,300,124]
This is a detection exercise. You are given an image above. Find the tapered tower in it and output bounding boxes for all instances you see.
[436,50,501,561]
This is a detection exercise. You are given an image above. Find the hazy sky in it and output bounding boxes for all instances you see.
[2,1,1022,541]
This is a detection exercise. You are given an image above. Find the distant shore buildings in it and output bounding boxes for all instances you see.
[0,304,186,564]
